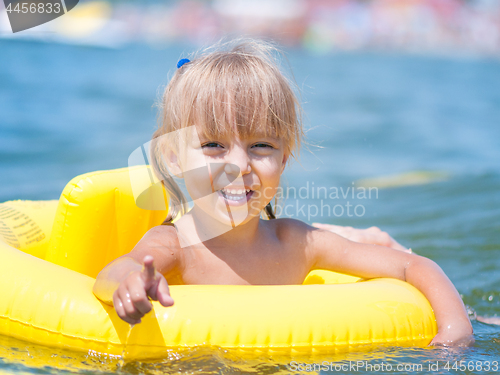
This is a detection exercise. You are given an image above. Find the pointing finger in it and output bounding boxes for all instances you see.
[142,255,156,282]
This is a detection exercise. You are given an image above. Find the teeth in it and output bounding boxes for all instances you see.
[225,195,245,201]
[220,188,252,201]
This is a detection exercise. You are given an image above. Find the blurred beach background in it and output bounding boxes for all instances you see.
[2,0,500,54]
[1,0,500,374]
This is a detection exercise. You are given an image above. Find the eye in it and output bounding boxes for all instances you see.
[202,142,223,148]
[252,143,274,149]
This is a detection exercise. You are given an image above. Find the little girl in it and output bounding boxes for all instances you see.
[93,40,473,346]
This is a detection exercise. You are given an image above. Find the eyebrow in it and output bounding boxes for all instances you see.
[197,126,278,140]
[247,130,279,140]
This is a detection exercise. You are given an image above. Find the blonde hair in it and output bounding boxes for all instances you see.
[151,39,303,221]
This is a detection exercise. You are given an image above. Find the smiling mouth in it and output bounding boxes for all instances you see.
[219,188,253,201]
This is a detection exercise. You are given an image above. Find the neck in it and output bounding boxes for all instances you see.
[175,206,262,249]
[208,214,262,250]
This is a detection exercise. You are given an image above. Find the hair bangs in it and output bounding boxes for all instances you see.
[184,50,298,152]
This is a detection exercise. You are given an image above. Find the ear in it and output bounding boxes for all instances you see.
[280,152,289,174]
[163,147,183,178]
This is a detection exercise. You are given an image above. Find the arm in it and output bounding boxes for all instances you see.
[477,316,500,325]
[309,226,473,346]
[311,223,411,252]
[93,226,179,324]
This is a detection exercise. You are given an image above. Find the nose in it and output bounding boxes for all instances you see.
[224,144,251,177]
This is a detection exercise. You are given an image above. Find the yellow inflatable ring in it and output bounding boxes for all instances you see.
[0,167,437,359]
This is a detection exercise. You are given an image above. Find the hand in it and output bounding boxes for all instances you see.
[476,315,500,325]
[312,223,411,253]
[430,329,475,347]
[113,255,174,325]
[430,312,474,347]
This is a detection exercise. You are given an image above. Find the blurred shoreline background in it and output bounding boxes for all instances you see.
[1,0,499,57]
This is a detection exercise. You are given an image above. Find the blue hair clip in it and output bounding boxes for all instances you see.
[177,58,190,69]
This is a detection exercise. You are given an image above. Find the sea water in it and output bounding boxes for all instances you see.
[0,39,499,374]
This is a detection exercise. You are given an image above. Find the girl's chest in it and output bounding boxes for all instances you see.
[178,243,310,285]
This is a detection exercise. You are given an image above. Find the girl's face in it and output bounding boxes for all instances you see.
[176,125,288,228]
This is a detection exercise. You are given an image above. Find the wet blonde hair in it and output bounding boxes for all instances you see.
[151,39,303,221]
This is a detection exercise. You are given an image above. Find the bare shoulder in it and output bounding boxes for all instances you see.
[272,218,341,239]
[271,218,349,254]
[268,218,348,272]
[139,225,180,248]
[126,225,182,275]
[270,218,316,248]
[272,217,310,236]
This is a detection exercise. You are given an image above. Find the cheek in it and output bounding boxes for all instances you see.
[259,158,283,182]
[178,146,215,199]
[182,165,214,200]
[255,160,282,201]
[180,149,209,172]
